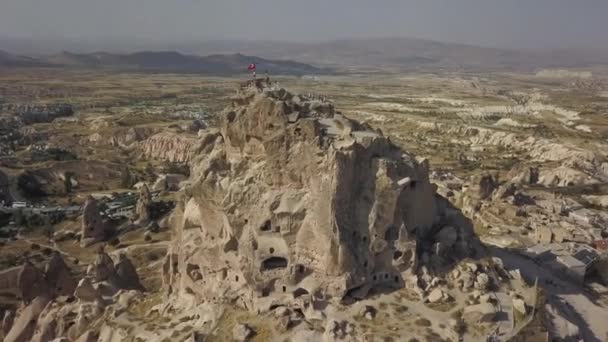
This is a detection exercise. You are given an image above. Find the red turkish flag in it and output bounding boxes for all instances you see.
[247,63,256,71]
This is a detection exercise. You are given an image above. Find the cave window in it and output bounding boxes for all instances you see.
[244,219,249,224]
[293,288,309,298]
[262,288,270,297]
[269,247,275,254]
[298,265,305,273]
[363,261,368,268]
[393,251,403,260]
[274,225,281,233]
[186,264,202,281]
[373,275,377,281]
[235,275,239,282]
[261,257,288,271]
[384,273,389,280]
[410,181,417,189]
[282,286,287,292]
[394,276,399,283]
[227,111,236,123]
[260,220,271,232]
[362,236,368,243]
[385,225,398,241]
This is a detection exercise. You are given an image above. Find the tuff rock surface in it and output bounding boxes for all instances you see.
[81,197,112,247]
[163,87,475,310]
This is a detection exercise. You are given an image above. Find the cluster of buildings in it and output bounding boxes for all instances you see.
[526,241,600,284]
[91,190,161,220]
[0,201,81,217]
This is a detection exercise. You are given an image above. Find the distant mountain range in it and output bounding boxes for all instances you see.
[2,36,608,72]
[0,50,324,75]
[184,37,608,71]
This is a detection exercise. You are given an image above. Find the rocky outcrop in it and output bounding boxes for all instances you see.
[153,173,187,192]
[44,252,77,297]
[3,296,51,342]
[18,260,50,304]
[164,87,473,310]
[86,126,161,148]
[477,174,498,200]
[81,197,112,247]
[91,247,116,283]
[138,132,197,163]
[114,253,146,291]
[134,184,152,225]
[5,103,74,124]
[74,277,103,303]
[2,310,15,335]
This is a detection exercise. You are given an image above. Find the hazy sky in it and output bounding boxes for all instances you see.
[2,0,607,49]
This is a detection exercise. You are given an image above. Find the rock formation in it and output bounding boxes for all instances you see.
[163,87,474,310]
[115,253,146,291]
[18,259,49,304]
[138,132,196,163]
[44,251,77,297]
[81,197,111,247]
[135,183,152,225]
[12,103,74,124]
[3,296,50,342]
[153,173,187,192]
[91,246,116,283]
[2,310,14,335]
[74,277,103,303]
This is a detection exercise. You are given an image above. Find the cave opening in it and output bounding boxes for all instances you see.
[261,257,288,271]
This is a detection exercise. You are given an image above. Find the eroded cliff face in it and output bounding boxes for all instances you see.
[137,132,196,163]
[164,87,461,310]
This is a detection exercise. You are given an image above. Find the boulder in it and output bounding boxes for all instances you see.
[427,288,445,303]
[475,273,490,291]
[74,278,103,303]
[513,297,527,315]
[359,305,376,320]
[273,306,290,318]
[232,323,254,342]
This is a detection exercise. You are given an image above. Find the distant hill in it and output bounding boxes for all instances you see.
[185,37,608,71]
[1,50,324,75]
[0,50,52,68]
